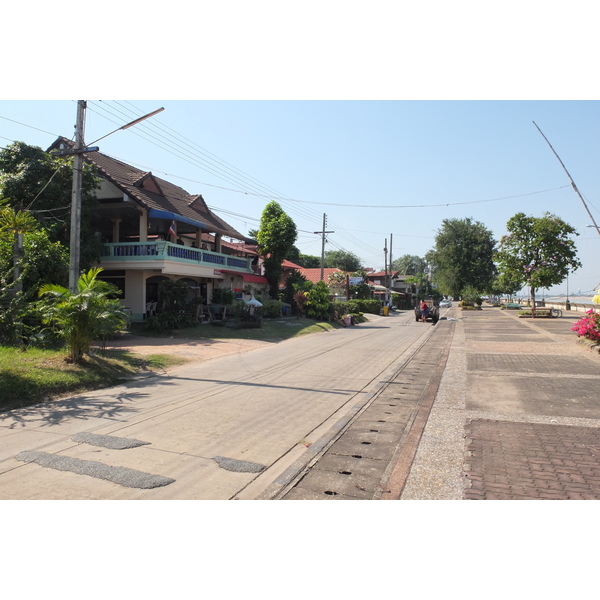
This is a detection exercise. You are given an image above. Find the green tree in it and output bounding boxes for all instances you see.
[282,269,309,309]
[0,141,102,272]
[0,208,68,346]
[405,273,428,300]
[0,206,39,296]
[427,217,496,298]
[487,272,523,300]
[38,267,128,363]
[305,280,331,320]
[296,253,321,268]
[324,249,362,272]
[256,201,298,299]
[495,212,581,313]
[391,254,426,275]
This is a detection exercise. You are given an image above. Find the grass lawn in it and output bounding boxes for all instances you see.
[0,318,337,413]
[0,346,187,413]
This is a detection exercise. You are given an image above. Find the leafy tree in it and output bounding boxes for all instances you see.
[328,269,371,299]
[296,253,321,268]
[392,254,427,276]
[256,201,297,299]
[305,280,331,320]
[282,269,309,307]
[285,244,302,263]
[349,271,372,300]
[427,217,496,298]
[324,249,362,272]
[487,272,523,300]
[405,273,428,300]
[0,141,102,272]
[38,267,128,363]
[0,222,68,293]
[460,285,483,307]
[0,208,68,346]
[0,206,39,296]
[496,212,581,313]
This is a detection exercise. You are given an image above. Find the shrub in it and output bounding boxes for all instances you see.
[356,299,382,315]
[305,281,331,320]
[211,288,236,305]
[460,285,483,307]
[571,309,600,343]
[262,299,283,318]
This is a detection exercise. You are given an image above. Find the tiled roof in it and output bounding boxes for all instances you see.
[297,268,344,285]
[282,259,303,270]
[49,137,249,241]
[367,270,398,278]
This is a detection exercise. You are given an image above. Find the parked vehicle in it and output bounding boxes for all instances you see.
[415,298,439,323]
[439,299,452,308]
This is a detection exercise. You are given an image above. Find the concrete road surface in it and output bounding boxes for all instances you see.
[0,311,435,499]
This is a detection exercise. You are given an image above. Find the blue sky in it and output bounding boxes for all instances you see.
[2,100,598,295]
[2,3,599,297]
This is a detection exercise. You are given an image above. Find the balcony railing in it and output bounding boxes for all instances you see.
[100,242,251,272]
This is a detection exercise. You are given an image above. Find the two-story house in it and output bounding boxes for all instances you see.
[49,137,268,320]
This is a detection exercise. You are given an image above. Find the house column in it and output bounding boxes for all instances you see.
[195,229,202,247]
[111,218,122,243]
[214,233,222,253]
[139,210,148,242]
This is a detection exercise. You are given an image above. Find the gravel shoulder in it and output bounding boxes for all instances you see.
[101,333,274,368]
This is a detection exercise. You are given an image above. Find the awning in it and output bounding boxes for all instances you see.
[218,270,268,284]
[242,274,268,284]
[148,208,206,230]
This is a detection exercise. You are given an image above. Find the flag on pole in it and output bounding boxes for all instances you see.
[168,221,176,238]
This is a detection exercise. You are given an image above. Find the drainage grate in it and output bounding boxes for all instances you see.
[278,320,456,499]
[72,432,150,450]
[16,451,175,489]
[213,456,266,473]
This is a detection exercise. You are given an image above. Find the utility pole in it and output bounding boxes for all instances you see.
[389,233,393,289]
[314,213,334,281]
[383,238,388,285]
[533,121,600,238]
[68,100,86,293]
[60,101,165,293]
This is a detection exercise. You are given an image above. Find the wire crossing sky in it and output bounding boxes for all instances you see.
[1,100,599,296]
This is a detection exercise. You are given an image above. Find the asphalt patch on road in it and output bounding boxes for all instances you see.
[213,456,266,473]
[72,432,150,450]
[16,451,175,489]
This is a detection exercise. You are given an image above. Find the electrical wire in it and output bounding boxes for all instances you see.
[0,115,62,139]
[88,101,325,226]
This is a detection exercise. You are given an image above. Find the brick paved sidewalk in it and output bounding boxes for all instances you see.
[401,306,600,500]
[464,419,600,500]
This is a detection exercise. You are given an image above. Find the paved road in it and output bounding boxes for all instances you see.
[269,304,600,500]
[3,305,598,500]
[0,310,435,499]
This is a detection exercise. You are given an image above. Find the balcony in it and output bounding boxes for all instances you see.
[99,242,252,273]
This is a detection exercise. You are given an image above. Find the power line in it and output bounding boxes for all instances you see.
[87,102,327,235]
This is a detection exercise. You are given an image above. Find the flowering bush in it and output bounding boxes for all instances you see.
[571,309,600,343]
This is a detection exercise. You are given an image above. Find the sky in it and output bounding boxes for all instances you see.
[2,99,598,296]
[2,3,600,301]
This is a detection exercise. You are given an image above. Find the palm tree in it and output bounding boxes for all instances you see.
[38,267,129,363]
